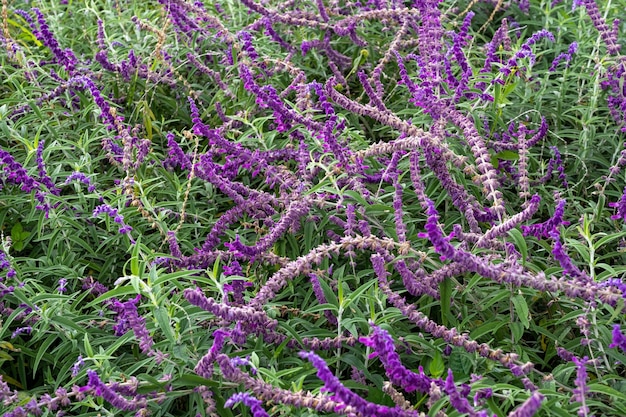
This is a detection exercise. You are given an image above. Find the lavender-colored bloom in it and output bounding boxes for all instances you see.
[93,204,133,236]
[225,393,269,417]
[195,329,229,378]
[31,8,78,73]
[443,369,473,414]
[499,29,555,77]
[580,0,621,55]
[609,187,626,221]
[423,199,456,261]
[309,273,338,325]
[0,148,40,193]
[226,199,311,257]
[550,229,586,279]
[263,18,294,52]
[223,261,243,276]
[223,261,252,305]
[64,172,96,192]
[184,287,278,331]
[167,231,183,259]
[571,356,590,416]
[508,391,544,417]
[36,141,60,195]
[109,295,154,354]
[299,351,416,417]
[473,388,493,406]
[521,199,569,239]
[82,276,108,297]
[359,321,434,393]
[238,31,259,61]
[610,324,626,351]
[71,355,85,377]
[11,326,32,338]
[0,252,16,280]
[87,370,146,411]
[550,41,578,71]
[57,278,68,293]
[601,60,626,132]
[537,146,567,187]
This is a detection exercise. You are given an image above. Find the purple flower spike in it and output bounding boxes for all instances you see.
[87,370,146,411]
[299,351,413,417]
[424,199,456,260]
[571,356,590,417]
[11,326,32,338]
[225,393,269,417]
[443,369,473,413]
[64,172,97,192]
[609,187,626,221]
[508,391,544,417]
[58,278,68,293]
[610,325,626,351]
[93,204,133,236]
[109,295,154,354]
[359,323,433,393]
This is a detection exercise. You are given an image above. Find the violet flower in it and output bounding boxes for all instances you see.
[610,324,626,351]
[609,187,626,221]
[443,369,473,414]
[571,356,590,417]
[0,148,40,193]
[521,199,569,239]
[92,204,133,236]
[195,329,229,378]
[0,252,16,280]
[359,322,434,393]
[223,261,252,305]
[86,370,146,411]
[299,351,418,417]
[184,287,278,331]
[64,172,96,192]
[499,29,555,77]
[11,326,32,338]
[225,393,269,417]
[226,199,311,257]
[310,273,338,325]
[579,0,621,55]
[109,295,154,354]
[549,229,586,279]
[550,41,578,71]
[71,355,85,377]
[507,391,544,417]
[36,141,60,195]
[82,276,108,297]
[31,8,78,73]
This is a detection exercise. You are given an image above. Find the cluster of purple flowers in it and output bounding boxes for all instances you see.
[3,0,626,416]
[92,204,133,236]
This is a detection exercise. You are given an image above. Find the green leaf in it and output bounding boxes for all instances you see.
[508,229,528,266]
[154,307,176,344]
[83,333,94,357]
[512,294,530,329]
[51,316,85,334]
[32,334,57,377]
[470,320,507,340]
[429,350,445,378]
[130,235,141,277]
[439,278,452,327]
[172,373,220,389]
[85,286,137,309]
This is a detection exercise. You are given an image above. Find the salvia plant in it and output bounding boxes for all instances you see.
[0,0,626,415]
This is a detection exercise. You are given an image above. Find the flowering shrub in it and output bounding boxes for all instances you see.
[1,0,626,416]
